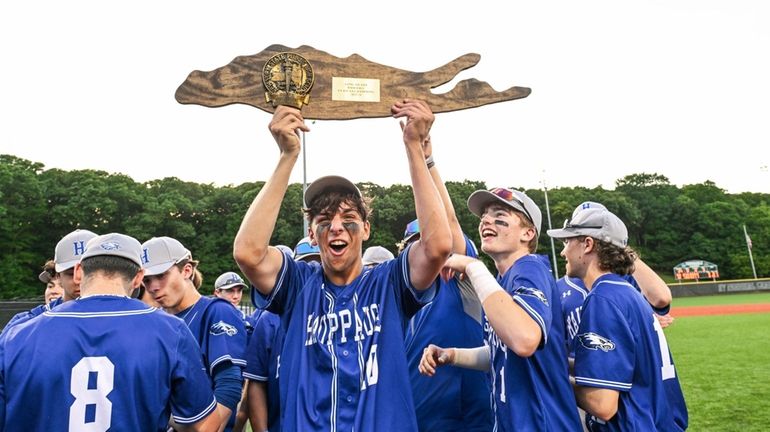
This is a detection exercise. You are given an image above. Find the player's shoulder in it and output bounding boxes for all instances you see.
[508,255,555,286]
[588,274,648,311]
[200,297,247,333]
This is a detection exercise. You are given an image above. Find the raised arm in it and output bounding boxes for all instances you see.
[421,134,467,254]
[233,107,310,295]
[632,256,672,309]
[391,100,452,290]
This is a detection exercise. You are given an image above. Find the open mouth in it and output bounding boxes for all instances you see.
[481,229,497,238]
[329,240,348,254]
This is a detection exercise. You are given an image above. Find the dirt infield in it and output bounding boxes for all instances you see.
[671,303,770,317]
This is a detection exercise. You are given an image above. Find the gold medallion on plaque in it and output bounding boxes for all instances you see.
[262,52,315,109]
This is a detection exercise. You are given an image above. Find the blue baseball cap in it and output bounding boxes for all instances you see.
[402,219,420,244]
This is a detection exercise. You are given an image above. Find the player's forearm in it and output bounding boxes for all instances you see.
[451,345,491,372]
[247,381,269,432]
[574,385,619,422]
[407,143,452,289]
[633,258,672,309]
[428,161,466,255]
[465,262,541,357]
[214,403,232,432]
[233,153,297,292]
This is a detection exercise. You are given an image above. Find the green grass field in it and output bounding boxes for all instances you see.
[666,299,770,431]
[672,292,770,307]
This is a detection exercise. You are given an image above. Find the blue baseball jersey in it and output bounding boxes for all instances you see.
[557,275,671,358]
[244,310,283,432]
[0,296,217,431]
[1,297,64,336]
[574,273,687,431]
[175,296,247,375]
[404,236,492,431]
[488,255,582,432]
[253,243,434,432]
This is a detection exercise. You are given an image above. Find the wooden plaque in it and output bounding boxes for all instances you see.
[175,44,530,120]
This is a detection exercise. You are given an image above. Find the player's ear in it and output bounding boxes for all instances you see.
[362,220,371,242]
[73,263,84,285]
[130,269,144,292]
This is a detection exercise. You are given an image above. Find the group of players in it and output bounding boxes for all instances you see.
[0,99,688,431]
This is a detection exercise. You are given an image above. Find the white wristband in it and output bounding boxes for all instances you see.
[425,154,434,169]
[452,346,491,372]
[465,261,504,303]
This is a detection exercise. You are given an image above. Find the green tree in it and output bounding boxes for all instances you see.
[0,156,47,298]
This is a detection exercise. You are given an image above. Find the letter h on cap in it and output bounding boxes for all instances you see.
[73,241,86,256]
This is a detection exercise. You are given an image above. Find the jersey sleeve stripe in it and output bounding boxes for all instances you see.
[172,396,218,424]
[209,355,247,374]
[243,372,268,381]
[512,294,548,345]
[575,376,632,391]
[44,308,157,318]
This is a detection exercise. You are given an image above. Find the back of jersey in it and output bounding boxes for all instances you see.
[0,296,216,432]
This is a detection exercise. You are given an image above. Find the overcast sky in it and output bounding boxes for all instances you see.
[2,1,769,194]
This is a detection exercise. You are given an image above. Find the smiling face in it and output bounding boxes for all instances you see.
[478,204,536,258]
[44,277,64,304]
[309,201,370,285]
[561,236,589,279]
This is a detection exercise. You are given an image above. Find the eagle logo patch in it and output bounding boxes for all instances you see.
[517,286,549,306]
[209,320,238,336]
[578,332,615,352]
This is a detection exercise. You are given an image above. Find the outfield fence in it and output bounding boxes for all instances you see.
[670,278,770,297]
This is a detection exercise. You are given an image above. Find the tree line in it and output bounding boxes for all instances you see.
[1,155,768,299]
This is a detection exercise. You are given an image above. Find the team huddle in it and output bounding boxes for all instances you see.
[0,100,688,431]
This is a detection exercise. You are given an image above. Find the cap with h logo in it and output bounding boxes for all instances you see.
[572,201,607,219]
[79,233,144,266]
[546,207,629,248]
[467,187,543,236]
[54,229,99,272]
[214,272,247,291]
[140,237,192,276]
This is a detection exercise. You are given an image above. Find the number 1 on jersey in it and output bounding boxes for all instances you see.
[652,315,676,380]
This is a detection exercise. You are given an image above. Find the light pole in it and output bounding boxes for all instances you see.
[743,224,757,279]
[542,171,559,279]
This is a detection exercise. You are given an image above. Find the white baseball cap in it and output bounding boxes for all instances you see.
[214,272,247,290]
[54,229,99,272]
[547,208,628,248]
[362,246,394,265]
[79,233,144,267]
[294,236,320,261]
[140,237,192,276]
[467,187,542,236]
[572,201,607,219]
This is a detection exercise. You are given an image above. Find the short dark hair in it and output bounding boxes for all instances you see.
[303,190,370,223]
[594,240,636,275]
[81,256,141,283]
